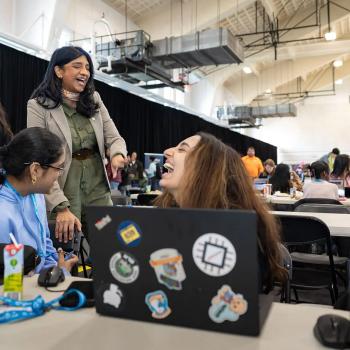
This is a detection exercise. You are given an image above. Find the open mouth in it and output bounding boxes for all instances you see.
[76,77,87,86]
[163,162,174,174]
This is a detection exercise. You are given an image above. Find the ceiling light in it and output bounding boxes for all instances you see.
[335,79,343,85]
[333,60,343,68]
[243,66,252,74]
[265,88,272,94]
[325,31,337,41]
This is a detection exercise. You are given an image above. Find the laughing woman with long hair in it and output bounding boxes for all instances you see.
[155,132,286,291]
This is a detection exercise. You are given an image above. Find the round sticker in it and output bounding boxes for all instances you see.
[109,251,140,283]
[192,233,236,277]
[117,220,142,247]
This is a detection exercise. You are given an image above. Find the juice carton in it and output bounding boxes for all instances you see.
[3,243,23,300]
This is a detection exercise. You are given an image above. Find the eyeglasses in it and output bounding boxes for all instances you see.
[24,162,65,175]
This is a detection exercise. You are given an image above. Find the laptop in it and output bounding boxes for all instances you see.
[254,178,268,192]
[86,206,272,336]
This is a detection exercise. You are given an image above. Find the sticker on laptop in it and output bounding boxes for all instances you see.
[192,233,236,277]
[102,283,124,310]
[145,290,172,319]
[109,251,140,284]
[95,214,112,230]
[149,248,186,290]
[208,285,248,323]
[117,220,142,247]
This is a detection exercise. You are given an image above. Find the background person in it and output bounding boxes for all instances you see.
[320,147,340,173]
[27,46,127,242]
[303,161,338,200]
[331,154,350,187]
[241,146,264,178]
[127,151,144,186]
[155,132,285,291]
[260,159,276,179]
[0,127,78,273]
[268,164,292,194]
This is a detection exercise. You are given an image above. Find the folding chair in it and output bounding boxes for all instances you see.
[277,214,349,304]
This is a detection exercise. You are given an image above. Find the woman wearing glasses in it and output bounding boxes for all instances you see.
[27,46,127,243]
[0,127,78,273]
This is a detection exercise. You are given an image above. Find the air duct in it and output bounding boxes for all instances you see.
[152,28,244,69]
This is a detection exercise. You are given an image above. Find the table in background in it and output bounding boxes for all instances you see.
[1,277,349,350]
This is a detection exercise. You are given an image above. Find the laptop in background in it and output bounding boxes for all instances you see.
[86,206,272,336]
[254,178,268,192]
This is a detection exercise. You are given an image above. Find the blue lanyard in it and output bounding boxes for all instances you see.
[3,180,46,258]
[0,289,86,324]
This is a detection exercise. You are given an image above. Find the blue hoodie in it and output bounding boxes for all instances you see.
[0,183,58,273]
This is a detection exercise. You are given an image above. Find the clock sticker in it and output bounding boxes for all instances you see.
[192,233,237,277]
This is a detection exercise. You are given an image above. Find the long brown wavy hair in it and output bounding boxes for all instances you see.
[155,132,286,287]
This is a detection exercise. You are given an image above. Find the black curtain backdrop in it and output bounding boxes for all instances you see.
[0,43,277,161]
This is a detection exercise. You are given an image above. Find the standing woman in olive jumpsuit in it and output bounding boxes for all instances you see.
[27,46,127,242]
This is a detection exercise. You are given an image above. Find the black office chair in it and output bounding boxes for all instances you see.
[48,220,88,277]
[293,198,342,211]
[294,203,350,214]
[136,193,158,206]
[277,214,349,304]
[279,244,293,303]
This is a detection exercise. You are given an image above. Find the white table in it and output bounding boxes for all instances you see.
[271,210,350,237]
[0,277,349,350]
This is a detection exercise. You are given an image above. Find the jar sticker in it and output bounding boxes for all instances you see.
[149,248,186,290]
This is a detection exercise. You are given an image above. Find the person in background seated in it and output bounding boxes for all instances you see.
[268,164,291,194]
[241,146,264,178]
[320,147,340,173]
[331,154,350,187]
[0,127,78,273]
[303,161,338,200]
[260,159,276,179]
[0,102,13,146]
[155,132,286,292]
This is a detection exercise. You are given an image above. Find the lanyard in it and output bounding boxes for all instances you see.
[3,180,46,258]
[0,289,86,324]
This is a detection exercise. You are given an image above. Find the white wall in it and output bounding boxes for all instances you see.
[14,0,57,48]
[64,0,139,40]
[0,0,14,33]
[242,79,350,164]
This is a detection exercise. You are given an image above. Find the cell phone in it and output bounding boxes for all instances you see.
[59,280,94,308]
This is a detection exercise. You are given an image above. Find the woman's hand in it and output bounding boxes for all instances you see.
[111,154,125,170]
[57,248,79,272]
[55,208,82,243]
